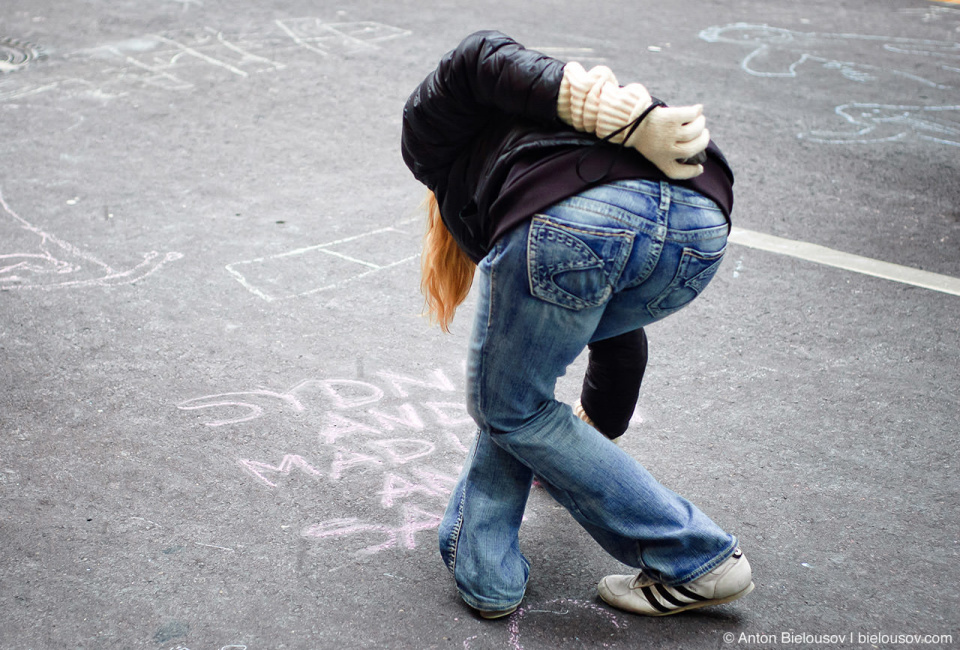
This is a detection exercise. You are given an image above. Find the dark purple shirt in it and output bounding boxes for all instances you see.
[488,141,733,248]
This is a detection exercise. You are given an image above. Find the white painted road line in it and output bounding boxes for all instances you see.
[729,227,960,297]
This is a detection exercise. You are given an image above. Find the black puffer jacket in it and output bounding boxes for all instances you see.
[401,30,733,263]
[402,31,598,261]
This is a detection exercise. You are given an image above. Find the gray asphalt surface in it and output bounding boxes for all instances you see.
[2,0,958,648]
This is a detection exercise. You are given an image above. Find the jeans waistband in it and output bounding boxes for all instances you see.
[553,179,728,243]
[607,179,722,211]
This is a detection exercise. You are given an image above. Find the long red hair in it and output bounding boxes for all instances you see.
[420,191,476,332]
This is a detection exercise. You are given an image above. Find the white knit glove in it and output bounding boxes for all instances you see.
[626,101,709,180]
[559,64,710,180]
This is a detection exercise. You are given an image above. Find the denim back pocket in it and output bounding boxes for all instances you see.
[527,215,634,311]
[647,246,726,319]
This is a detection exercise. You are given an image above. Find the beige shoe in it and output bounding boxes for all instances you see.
[573,400,596,428]
[598,548,754,616]
[573,400,622,444]
[476,604,518,619]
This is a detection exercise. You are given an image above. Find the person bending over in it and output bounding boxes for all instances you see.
[401,30,752,619]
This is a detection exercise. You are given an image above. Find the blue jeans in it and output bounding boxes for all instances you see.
[438,179,738,614]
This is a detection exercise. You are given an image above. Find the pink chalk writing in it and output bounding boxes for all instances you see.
[180,367,473,555]
[301,504,443,555]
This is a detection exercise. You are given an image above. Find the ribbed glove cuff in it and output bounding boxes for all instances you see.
[559,63,653,144]
[558,62,618,133]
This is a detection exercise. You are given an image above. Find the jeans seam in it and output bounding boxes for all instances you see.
[471,244,500,433]
[532,216,633,239]
[608,179,720,210]
[622,232,665,291]
[549,200,664,236]
[664,225,729,244]
[480,252,497,427]
[445,485,465,574]
[563,202,634,227]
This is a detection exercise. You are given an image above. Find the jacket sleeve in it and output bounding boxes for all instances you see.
[401,31,566,191]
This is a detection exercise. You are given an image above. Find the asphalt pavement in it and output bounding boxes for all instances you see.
[2,0,958,648]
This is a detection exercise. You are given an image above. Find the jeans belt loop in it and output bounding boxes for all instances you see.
[659,181,671,215]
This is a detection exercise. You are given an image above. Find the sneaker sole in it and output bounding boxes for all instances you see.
[599,581,755,617]
[477,604,518,619]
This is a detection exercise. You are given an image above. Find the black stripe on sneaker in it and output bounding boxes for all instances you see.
[655,585,689,608]
[674,585,709,602]
[641,586,673,613]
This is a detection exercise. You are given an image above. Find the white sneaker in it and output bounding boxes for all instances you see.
[598,548,754,616]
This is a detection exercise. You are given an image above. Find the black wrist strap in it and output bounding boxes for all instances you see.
[575,98,667,185]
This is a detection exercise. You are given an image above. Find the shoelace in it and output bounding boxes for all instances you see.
[630,572,658,589]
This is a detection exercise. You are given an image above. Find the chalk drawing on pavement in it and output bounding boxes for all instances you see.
[272,18,411,57]
[800,103,960,145]
[225,219,420,302]
[0,18,412,102]
[699,20,960,147]
[176,371,458,427]
[89,27,289,92]
[698,23,958,88]
[505,599,626,650]
[456,599,627,650]
[178,367,473,556]
[0,37,46,74]
[300,504,444,555]
[0,188,182,290]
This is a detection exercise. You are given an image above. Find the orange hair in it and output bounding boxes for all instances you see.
[420,190,476,333]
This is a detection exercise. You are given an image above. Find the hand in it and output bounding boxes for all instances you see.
[625,104,709,180]
[559,67,710,180]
